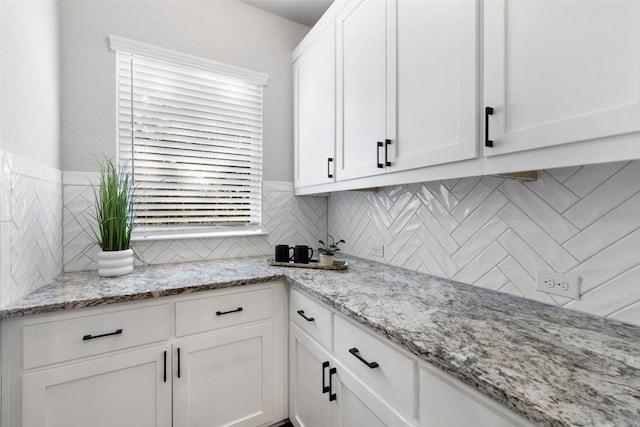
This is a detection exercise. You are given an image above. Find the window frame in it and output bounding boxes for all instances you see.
[109,35,269,241]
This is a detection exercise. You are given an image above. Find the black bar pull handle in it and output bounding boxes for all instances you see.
[376,141,384,168]
[177,347,181,378]
[322,361,330,393]
[328,158,333,179]
[297,310,315,322]
[329,367,337,401]
[349,347,379,369]
[384,139,391,167]
[216,307,243,316]
[163,350,167,383]
[485,107,494,147]
[82,328,123,341]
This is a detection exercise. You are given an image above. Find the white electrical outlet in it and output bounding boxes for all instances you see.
[536,270,581,299]
[370,244,384,258]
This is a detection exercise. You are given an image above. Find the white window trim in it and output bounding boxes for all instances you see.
[110,35,270,241]
[131,226,269,242]
[108,35,269,86]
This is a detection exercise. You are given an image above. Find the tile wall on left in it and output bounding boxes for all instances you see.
[0,150,63,308]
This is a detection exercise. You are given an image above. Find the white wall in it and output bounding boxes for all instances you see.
[0,0,61,169]
[0,0,63,308]
[59,0,309,182]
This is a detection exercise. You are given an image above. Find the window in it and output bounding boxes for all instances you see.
[109,36,268,240]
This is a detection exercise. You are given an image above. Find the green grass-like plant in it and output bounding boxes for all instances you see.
[92,159,135,251]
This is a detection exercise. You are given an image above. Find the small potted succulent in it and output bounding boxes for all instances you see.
[317,235,345,266]
[92,159,136,277]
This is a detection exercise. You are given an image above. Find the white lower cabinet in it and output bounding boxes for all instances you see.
[289,323,334,427]
[419,363,535,427]
[5,282,538,427]
[173,322,276,427]
[22,343,172,427]
[2,283,286,427]
[289,324,410,427]
[290,289,538,427]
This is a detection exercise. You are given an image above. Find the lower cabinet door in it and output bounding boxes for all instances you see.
[173,321,275,427]
[331,361,414,427]
[290,323,412,427]
[419,364,535,427]
[22,343,172,427]
[289,324,334,427]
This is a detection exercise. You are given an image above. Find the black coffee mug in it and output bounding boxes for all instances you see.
[293,245,314,264]
[275,245,294,262]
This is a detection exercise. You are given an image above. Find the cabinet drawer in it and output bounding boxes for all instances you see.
[176,287,273,337]
[23,303,172,370]
[290,289,333,349]
[334,316,416,417]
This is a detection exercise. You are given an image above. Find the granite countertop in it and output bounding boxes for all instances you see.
[2,256,640,426]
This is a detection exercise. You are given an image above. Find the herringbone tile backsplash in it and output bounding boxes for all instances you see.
[6,148,640,328]
[63,179,327,270]
[329,160,640,326]
[0,150,63,308]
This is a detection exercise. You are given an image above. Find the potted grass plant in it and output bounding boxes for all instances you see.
[92,159,135,277]
[318,235,345,266]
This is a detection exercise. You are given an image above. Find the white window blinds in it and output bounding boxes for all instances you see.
[115,44,266,238]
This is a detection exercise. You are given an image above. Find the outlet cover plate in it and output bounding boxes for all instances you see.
[536,269,581,300]
[370,244,384,258]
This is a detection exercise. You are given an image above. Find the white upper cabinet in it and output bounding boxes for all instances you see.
[294,0,640,194]
[392,0,478,171]
[337,0,390,180]
[294,20,337,187]
[484,0,640,156]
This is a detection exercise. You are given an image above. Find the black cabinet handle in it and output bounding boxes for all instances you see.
[82,328,123,341]
[376,141,384,168]
[322,361,330,393]
[297,310,315,322]
[329,367,337,401]
[485,106,494,147]
[177,347,181,378]
[384,139,391,167]
[328,158,333,179]
[163,350,167,383]
[216,307,243,316]
[349,347,379,369]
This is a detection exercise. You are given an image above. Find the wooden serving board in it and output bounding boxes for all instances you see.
[268,258,348,270]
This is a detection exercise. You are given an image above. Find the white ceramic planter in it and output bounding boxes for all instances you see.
[98,249,134,277]
[319,254,334,267]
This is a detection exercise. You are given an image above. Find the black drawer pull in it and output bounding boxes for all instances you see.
[163,350,167,383]
[82,328,123,341]
[485,106,494,147]
[384,139,391,167]
[328,157,334,179]
[216,307,243,316]
[177,347,181,378]
[329,367,337,401]
[376,141,384,168]
[297,310,315,322]
[322,361,330,393]
[349,347,379,369]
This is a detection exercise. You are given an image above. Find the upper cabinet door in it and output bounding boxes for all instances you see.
[484,0,640,156]
[294,21,337,188]
[337,0,389,180]
[392,0,478,172]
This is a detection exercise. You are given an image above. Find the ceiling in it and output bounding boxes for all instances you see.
[240,0,334,27]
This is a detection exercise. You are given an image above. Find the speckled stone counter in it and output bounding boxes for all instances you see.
[2,256,640,426]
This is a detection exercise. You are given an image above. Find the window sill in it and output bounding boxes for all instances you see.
[132,227,269,242]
